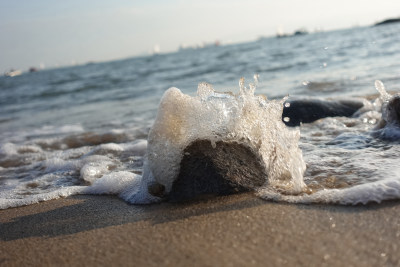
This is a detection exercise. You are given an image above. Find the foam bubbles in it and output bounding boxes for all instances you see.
[80,156,115,184]
[0,143,18,156]
[0,186,86,210]
[258,174,400,205]
[84,171,140,195]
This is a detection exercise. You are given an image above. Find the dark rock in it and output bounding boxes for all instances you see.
[386,95,400,124]
[282,99,364,127]
[148,181,166,198]
[376,95,400,129]
[167,139,267,202]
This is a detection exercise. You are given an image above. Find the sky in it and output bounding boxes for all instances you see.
[1,0,400,73]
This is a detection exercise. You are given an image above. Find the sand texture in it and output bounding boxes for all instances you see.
[1,193,400,266]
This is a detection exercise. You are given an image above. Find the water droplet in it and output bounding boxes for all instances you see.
[239,77,245,93]
[375,80,391,101]
[253,73,259,85]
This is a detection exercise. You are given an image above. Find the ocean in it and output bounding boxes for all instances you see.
[1,24,400,209]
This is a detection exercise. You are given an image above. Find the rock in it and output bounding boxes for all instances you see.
[282,99,364,126]
[375,95,400,129]
[147,181,166,198]
[166,139,268,202]
[384,95,400,125]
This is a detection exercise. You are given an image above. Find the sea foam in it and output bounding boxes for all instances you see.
[258,166,400,205]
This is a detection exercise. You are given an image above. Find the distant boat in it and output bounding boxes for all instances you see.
[276,33,290,38]
[29,67,39,73]
[4,69,22,77]
[293,28,308,36]
[276,28,308,38]
[179,40,221,51]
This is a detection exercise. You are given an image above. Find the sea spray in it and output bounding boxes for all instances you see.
[122,79,307,203]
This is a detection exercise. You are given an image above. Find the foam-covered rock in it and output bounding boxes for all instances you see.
[125,80,307,202]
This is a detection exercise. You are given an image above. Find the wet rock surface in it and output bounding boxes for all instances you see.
[167,139,267,202]
[282,99,364,126]
[147,181,166,198]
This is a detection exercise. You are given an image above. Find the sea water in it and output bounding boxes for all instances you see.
[1,24,400,209]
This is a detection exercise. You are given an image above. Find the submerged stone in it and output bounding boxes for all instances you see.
[166,139,267,201]
[282,99,364,127]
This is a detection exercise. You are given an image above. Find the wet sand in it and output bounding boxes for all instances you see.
[1,193,399,266]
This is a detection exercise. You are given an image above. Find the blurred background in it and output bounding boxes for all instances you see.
[1,0,400,132]
[1,0,400,72]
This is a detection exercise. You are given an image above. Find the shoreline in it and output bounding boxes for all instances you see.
[1,193,400,266]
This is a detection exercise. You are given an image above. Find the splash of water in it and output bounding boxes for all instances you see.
[123,79,306,203]
[375,80,391,102]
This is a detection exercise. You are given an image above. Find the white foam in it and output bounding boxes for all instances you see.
[258,175,400,205]
[98,143,124,152]
[0,186,86,210]
[84,171,140,195]
[80,162,112,184]
[120,160,162,204]
[79,155,116,183]
[0,142,18,156]
[123,139,147,156]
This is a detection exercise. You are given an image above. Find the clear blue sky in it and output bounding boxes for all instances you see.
[1,0,400,72]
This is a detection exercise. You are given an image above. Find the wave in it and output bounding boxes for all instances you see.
[1,80,400,209]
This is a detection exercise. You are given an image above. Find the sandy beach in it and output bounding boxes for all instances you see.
[1,193,399,266]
